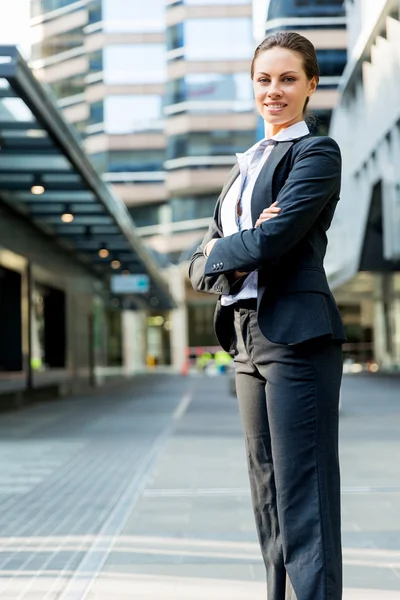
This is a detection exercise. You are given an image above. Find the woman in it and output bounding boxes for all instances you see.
[189,32,346,600]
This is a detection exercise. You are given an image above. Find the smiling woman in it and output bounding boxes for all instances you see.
[189,30,346,600]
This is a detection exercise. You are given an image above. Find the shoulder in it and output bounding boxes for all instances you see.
[294,135,341,158]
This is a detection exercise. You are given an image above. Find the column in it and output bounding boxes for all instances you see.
[121,310,147,376]
[167,264,188,373]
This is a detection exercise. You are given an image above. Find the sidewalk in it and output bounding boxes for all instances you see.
[0,373,398,599]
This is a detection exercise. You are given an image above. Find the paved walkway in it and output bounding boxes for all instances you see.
[0,373,399,599]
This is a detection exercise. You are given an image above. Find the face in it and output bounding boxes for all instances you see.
[252,46,318,130]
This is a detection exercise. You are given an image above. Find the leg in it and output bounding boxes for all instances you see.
[233,309,288,600]
[258,335,343,600]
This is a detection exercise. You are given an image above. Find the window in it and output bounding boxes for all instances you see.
[171,196,216,222]
[102,0,165,32]
[316,49,347,78]
[166,23,184,51]
[104,95,163,133]
[268,0,345,19]
[89,100,104,126]
[167,130,255,160]
[183,18,253,61]
[88,0,102,24]
[129,203,166,227]
[104,45,166,84]
[90,150,165,173]
[166,72,252,106]
[51,74,86,100]
[31,0,77,17]
[89,50,103,73]
[31,27,84,61]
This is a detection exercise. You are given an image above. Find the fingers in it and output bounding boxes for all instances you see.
[256,214,279,227]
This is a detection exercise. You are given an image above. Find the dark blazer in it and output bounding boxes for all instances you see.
[189,135,346,352]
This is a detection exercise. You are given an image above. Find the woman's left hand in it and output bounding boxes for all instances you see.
[255,201,281,227]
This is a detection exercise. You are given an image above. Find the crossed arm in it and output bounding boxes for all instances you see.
[204,137,341,276]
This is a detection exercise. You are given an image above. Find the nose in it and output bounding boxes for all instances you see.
[268,80,283,97]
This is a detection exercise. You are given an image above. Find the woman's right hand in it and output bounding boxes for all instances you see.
[255,201,281,227]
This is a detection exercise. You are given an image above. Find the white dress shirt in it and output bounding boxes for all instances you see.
[220,120,310,306]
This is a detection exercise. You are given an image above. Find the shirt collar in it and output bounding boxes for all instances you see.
[236,120,309,162]
[269,120,310,142]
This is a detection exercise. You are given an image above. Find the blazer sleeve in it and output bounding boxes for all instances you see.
[204,136,341,276]
[189,204,243,296]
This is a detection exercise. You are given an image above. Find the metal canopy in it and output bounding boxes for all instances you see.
[0,46,174,310]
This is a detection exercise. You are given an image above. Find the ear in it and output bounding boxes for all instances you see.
[308,76,318,97]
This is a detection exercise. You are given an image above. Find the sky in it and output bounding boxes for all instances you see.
[0,0,31,57]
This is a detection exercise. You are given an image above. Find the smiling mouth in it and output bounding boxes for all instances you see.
[265,104,287,109]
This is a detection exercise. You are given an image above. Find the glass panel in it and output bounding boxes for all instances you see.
[168,130,255,160]
[316,49,347,77]
[104,95,163,133]
[31,0,77,17]
[31,27,84,61]
[51,74,86,100]
[90,150,165,173]
[167,72,252,106]
[171,196,216,222]
[268,0,345,19]
[129,203,165,227]
[166,23,184,51]
[88,0,102,24]
[184,18,253,61]
[103,0,165,33]
[104,45,166,84]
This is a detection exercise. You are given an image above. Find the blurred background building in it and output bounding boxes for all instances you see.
[2,0,400,385]
[326,0,400,370]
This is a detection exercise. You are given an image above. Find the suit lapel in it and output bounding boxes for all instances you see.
[216,163,240,231]
[251,140,294,226]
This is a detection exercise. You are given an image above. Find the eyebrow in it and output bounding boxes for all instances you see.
[256,70,299,76]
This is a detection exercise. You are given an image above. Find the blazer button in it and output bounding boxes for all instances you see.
[220,262,224,268]
[212,264,216,270]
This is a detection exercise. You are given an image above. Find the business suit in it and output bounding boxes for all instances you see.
[189,135,346,600]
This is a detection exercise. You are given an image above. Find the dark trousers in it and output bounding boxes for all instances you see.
[233,305,343,600]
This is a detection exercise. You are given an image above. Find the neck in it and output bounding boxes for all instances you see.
[265,115,304,139]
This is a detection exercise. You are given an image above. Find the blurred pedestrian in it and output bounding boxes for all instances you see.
[189,32,346,600]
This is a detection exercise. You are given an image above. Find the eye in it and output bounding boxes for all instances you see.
[257,78,270,83]
[282,77,296,82]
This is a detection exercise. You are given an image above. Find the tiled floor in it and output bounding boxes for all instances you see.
[0,373,399,599]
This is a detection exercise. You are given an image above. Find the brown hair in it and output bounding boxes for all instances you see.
[251,31,320,113]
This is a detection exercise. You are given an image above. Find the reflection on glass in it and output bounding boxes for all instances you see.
[167,72,252,105]
[171,196,216,222]
[31,27,84,61]
[104,95,163,133]
[91,150,165,173]
[168,130,255,160]
[31,0,76,17]
[103,0,165,32]
[316,49,347,77]
[104,45,166,84]
[184,18,253,61]
[267,0,345,19]
[129,203,165,227]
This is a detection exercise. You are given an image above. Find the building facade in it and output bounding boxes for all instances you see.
[326,0,400,370]
[30,0,257,362]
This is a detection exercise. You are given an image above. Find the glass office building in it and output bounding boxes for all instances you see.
[164,0,256,263]
[30,0,168,252]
